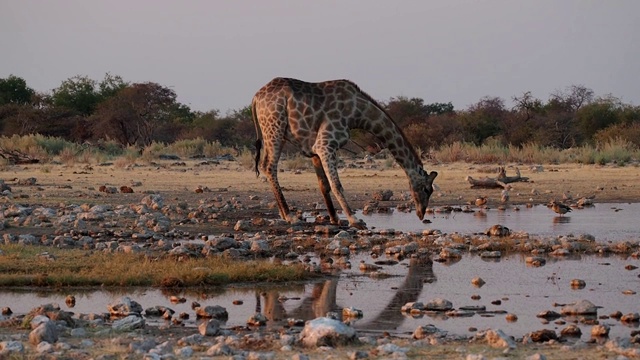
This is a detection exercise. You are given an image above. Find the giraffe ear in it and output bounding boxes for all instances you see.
[427,171,438,183]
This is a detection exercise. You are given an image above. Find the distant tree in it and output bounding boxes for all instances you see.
[459,96,507,145]
[576,96,625,143]
[403,113,463,151]
[0,75,35,105]
[90,82,178,146]
[550,85,594,112]
[51,73,128,116]
[424,102,454,115]
[593,122,640,147]
[384,96,429,127]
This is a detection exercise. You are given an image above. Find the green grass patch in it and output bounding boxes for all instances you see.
[0,245,310,288]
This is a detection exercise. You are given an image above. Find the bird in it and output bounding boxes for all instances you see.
[475,196,488,207]
[500,190,510,203]
[549,200,572,216]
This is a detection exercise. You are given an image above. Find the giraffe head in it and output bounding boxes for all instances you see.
[411,168,438,220]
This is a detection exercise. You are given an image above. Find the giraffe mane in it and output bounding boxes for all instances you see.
[341,80,424,167]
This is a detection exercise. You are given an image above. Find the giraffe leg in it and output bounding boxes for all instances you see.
[316,150,366,229]
[262,136,298,223]
[311,155,339,224]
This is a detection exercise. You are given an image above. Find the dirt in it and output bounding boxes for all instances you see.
[1,159,640,359]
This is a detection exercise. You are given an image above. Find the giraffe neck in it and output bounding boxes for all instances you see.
[355,104,423,174]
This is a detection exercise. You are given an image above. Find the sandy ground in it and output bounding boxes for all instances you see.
[4,159,640,212]
[1,159,640,359]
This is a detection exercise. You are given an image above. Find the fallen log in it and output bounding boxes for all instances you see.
[466,167,529,189]
[0,148,40,164]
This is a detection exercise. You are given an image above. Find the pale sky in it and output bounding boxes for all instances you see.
[2,1,639,113]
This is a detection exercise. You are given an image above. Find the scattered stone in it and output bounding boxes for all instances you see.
[29,320,58,345]
[108,296,143,316]
[570,279,586,289]
[591,324,610,337]
[198,319,221,336]
[425,298,453,311]
[484,329,516,348]
[299,317,357,347]
[561,300,598,315]
[528,329,557,342]
[112,315,145,331]
[195,305,228,320]
[560,324,582,338]
[471,277,485,287]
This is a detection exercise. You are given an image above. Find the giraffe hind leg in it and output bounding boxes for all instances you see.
[311,155,339,224]
[263,141,298,223]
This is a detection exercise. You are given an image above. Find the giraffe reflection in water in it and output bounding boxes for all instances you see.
[255,255,436,331]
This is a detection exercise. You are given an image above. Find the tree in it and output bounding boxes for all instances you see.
[459,96,507,145]
[91,82,178,146]
[576,96,624,143]
[550,85,594,112]
[51,73,128,116]
[0,75,35,105]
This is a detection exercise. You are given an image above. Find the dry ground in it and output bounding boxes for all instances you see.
[1,159,640,359]
[3,160,640,212]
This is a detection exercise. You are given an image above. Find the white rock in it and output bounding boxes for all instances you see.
[299,317,357,347]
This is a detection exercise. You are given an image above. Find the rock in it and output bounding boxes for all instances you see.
[471,277,486,287]
[29,321,58,345]
[536,310,562,320]
[480,251,501,258]
[108,296,143,316]
[561,299,598,315]
[401,302,424,313]
[485,224,510,237]
[484,329,516,348]
[591,324,610,337]
[112,315,145,331]
[412,324,444,340]
[248,312,268,326]
[560,324,582,338]
[621,313,640,323]
[439,247,461,259]
[0,340,24,353]
[36,341,54,354]
[425,298,453,311]
[299,317,357,347]
[342,307,363,318]
[528,329,557,342]
[196,305,228,320]
[570,279,586,289]
[372,189,393,201]
[198,319,221,336]
[234,220,251,231]
[525,256,546,267]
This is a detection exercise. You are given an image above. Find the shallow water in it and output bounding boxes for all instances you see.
[358,202,640,242]
[1,254,639,341]
[1,203,638,341]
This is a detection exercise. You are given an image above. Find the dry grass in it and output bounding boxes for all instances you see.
[0,245,309,288]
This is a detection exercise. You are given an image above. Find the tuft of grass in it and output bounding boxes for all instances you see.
[0,244,311,288]
[237,147,256,170]
[281,154,311,171]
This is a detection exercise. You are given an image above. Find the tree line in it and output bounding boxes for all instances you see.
[1,74,639,154]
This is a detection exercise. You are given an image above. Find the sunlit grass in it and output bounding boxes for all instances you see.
[0,244,310,288]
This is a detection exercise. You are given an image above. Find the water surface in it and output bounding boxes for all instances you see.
[358,202,639,242]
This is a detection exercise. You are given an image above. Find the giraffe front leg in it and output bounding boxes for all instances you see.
[311,155,339,224]
[316,150,366,229]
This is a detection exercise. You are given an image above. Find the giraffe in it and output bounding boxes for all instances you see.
[251,77,438,228]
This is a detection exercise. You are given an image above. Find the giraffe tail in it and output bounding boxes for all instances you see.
[254,138,262,177]
[252,99,262,178]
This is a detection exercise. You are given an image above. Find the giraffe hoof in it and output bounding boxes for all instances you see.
[349,219,367,230]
